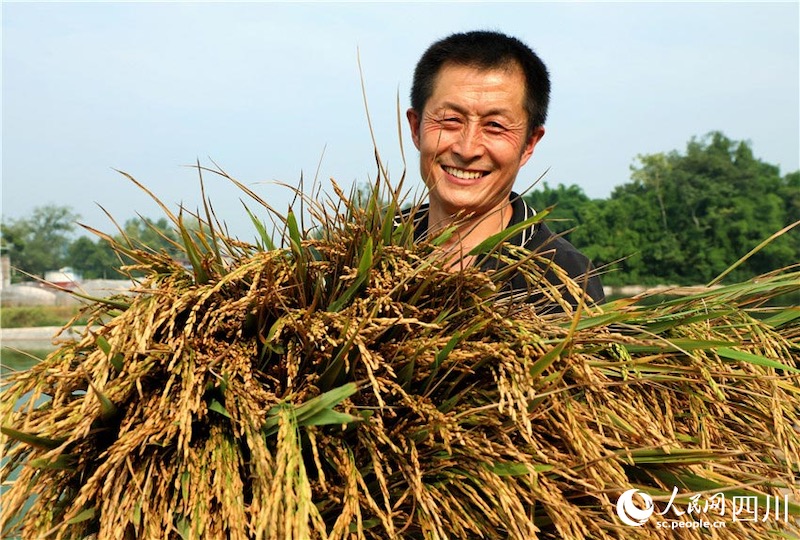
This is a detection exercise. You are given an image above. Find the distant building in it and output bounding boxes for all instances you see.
[43,267,81,289]
[0,253,10,290]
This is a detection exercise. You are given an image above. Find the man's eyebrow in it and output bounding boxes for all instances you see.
[434,102,515,118]
[431,102,468,116]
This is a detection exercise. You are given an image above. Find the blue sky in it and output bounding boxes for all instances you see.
[2,2,798,242]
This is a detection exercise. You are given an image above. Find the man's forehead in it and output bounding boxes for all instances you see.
[436,59,523,81]
[428,60,526,99]
[426,61,527,113]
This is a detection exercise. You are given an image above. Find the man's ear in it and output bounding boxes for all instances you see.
[519,126,545,168]
[406,108,421,150]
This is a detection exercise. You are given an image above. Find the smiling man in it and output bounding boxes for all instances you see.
[406,30,605,308]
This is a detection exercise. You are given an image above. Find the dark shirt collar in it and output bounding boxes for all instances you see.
[407,192,536,245]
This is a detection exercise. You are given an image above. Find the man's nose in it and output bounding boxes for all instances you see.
[452,123,484,160]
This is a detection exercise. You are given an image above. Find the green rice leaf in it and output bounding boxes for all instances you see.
[133,500,142,527]
[489,462,540,476]
[1,426,65,450]
[176,515,190,540]
[30,453,78,470]
[429,225,456,247]
[109,352,124,372]
[301,408,359,428]
[208,399,232,419]
[643,310,737,334]
[244,203,276,251]
[717,347,800,373]
[87,380,118,422]
[263,383,358,435]
[95,335,124,371]
[292,383,358,424]
[66,507,95,525]
[625,339,737,353]
[605,411,638,434]
[422,332,462,395]
[178,217,209,284]
[762,307,800,328]
[468,211,547,256]
[286,210,302,247]
[381,201,397,246]
[350,518,381,532]
[358,236,374,275]
[327,237,373,312]
[95,335,111,355]
[571,312,630,331]
[617,448,730,465]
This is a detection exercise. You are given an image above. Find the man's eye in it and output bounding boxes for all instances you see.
[487,121,506,130]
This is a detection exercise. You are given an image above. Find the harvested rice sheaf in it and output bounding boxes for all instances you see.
[2,169,799,539]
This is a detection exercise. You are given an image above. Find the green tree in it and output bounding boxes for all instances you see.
[102,217,186,277]
[523,182,593,236]
[69,217,186,280]
[627,132,795,283]
[119,217,182,256]
[0,205,80,281]
[523,132,798,286]
[66,236,121,280]
[778,170,800,231]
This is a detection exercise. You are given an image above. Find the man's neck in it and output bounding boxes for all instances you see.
[427,198,514,267]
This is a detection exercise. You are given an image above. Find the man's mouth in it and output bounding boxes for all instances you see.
[441,165,487,180]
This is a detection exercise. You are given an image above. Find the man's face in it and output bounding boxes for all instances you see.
[407,62,544,219]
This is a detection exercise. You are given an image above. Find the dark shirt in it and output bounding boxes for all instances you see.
[405,193,605,309]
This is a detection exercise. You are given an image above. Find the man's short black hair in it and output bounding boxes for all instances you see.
[410,30,551,138]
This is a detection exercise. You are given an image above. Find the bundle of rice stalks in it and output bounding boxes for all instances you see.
[2,165,799,539]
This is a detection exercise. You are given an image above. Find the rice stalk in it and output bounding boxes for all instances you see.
[1,162,798,539]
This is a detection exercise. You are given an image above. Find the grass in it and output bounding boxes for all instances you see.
[0,306,89,329]
[0,349,46,377]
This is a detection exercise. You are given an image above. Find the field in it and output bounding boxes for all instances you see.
[0,305,88,329]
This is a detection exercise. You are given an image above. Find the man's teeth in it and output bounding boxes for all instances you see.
[443,166,483,180]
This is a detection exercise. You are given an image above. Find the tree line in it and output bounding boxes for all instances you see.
[1,212,182,282]
[2,132,798,286]
[524,132,799,286]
